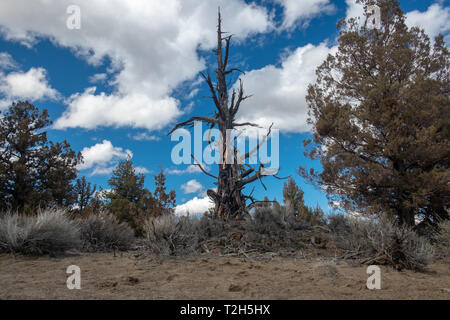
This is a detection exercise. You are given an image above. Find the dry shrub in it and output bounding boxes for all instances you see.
[143,214,198,256]
[251,206,308,234]
[434,220,450,263]
[334,217,434,270]
[196,214,226,242]
[327,213,350,235]
[0,208,80,256]
[79,212,135,252]
[248,206,310,251]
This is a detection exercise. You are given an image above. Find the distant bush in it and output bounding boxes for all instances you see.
[327,213,350,235]
[143,214,198,256]
[334,217,434,270]
[0,208,80,256]
[251,205,308,235]
[248,206,310,251]
[298,205,326,226]
[196,214,226,242]
[79,212,135,252]
[434,220,450,263]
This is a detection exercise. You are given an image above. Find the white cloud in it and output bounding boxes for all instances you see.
[275,0,335,29]
[129,132,161,141]
[135,166,150,174]
[90,166,115,176]
[406,4,450,41]
[236,43,336,132]
[77,140,132,173]
[54,87,181,130]
[181,179,203,194]
[0,0,273,130]
[88,73,107,84]
[0,52,17,70]
[166,164,206,175]
[174,196,214,216]
[237,1,448,134]
[345,1,450,41]
[345,0,365,22]
[0,67,59,109]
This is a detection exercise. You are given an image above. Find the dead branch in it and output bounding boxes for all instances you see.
[168,116,218,135]
[191,155,218,179]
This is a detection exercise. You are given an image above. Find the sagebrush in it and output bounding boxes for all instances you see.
[434,220,450,263]
[143,214,198,256]
[333,217,434,270]
[0,208,80,255]
[78,212,135,252]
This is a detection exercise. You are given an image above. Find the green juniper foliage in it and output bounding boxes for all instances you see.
[301,0,450,226]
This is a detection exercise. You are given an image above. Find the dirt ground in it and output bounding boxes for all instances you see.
[0,252,449,300]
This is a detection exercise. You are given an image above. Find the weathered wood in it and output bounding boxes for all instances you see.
[168,10,274,220]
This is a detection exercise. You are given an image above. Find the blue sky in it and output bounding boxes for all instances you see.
[0,0,448,215]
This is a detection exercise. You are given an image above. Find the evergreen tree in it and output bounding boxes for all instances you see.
[74,176,97,212]
[107,157,145,203]
[153,168,176,214]
[301,0,449,226]
[0,101,81,211]
[282,178,306,216]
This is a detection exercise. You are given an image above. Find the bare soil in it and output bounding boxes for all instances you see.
[0,252,449,300]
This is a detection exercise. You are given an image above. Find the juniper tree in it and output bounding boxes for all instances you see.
[153,168,176,214]
[74,176,97,212]
[106,160,177,234]
[301,0,449,226]
[282,178,306,216]
[0,101,81,211]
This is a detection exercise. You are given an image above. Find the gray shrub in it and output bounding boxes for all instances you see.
[0,208,81,256]
[334,217,434,270]
[144,214,198,256]
[78,212,135,252]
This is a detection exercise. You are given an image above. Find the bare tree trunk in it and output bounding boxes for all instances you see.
[169,10,277,220]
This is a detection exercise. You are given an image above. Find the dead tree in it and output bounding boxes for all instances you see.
[169,11,279,220]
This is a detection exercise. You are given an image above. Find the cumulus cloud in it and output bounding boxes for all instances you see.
[77,140,132,176]
[406,4,450,41]
[54,87,181,130]
[174,196,214,216]
[0,67,59,109]
[0,0,273,130]
[345,0,365,22]
[181,179,203,194]
[235,43,336,132]
[275,0,335,29]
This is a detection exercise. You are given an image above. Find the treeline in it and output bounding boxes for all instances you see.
[0,101,176,236]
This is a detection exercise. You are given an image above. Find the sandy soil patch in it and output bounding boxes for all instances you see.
[0,252,449,300]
